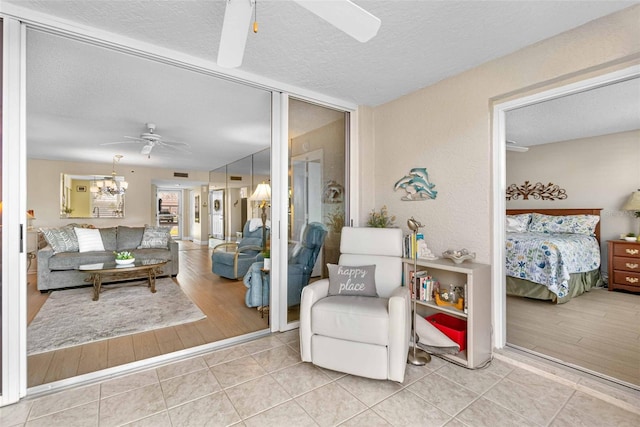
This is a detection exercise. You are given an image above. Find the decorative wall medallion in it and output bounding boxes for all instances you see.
[323,180,344,203]
[394,167,437,201]
[506,181,567,201]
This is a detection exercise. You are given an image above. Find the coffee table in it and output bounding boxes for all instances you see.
[78,259,169,301]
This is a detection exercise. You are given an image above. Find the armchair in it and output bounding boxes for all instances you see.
[299,227,410,382]
[211,221,268,280]
[243,222,327,308]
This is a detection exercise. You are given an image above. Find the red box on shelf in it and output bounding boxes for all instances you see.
[426,313,467,352]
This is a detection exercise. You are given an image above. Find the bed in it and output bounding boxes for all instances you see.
[505,208,603,304]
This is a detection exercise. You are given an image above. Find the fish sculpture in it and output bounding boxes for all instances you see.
[394,167,438,200]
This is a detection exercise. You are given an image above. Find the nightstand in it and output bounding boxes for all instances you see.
[607,239,640,293]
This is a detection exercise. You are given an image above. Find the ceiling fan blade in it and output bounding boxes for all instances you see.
[292,0,381,42]
[100,141,139,146]
[217,0,254,68]
[161,140,190,147]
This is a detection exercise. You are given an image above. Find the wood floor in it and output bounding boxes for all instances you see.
[27,241,268,388]
[507,287,640,386]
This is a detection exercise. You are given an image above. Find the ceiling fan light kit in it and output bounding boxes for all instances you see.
[217,0,381,69]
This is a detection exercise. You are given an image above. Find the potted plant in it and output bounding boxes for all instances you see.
[262,248,271,270]
[114,250,135,264]
[62,207,74,218]
[367,205,396,228]
[625,232,637,242]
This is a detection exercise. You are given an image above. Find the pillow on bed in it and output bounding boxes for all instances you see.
[528,213,599,236]
[506,214,531,232]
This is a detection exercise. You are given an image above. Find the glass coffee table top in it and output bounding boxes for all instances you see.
[78,259,168,272]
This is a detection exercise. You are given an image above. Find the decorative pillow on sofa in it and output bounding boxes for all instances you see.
[99,227,118,252]
[138,226,171,249]
[327,264,377,297]
[528,213,599,236]
[505,214,531,233]
[40,226,79,254]
[116,226,145,251]
[74,227,105,252]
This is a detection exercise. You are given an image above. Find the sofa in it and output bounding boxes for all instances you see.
[37,225,179,291]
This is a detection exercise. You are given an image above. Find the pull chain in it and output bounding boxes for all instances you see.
[253,0,259,33]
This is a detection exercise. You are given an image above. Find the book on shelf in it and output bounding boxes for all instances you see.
[408,269,436,302]
[463,283,468,314]
[403,233,424,259]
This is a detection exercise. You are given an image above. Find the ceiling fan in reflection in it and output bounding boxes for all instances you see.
[101,123,191,158]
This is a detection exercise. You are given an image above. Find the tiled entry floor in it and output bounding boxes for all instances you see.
[2,331,639,426]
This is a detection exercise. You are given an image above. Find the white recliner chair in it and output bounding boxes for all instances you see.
[299,227,411,382]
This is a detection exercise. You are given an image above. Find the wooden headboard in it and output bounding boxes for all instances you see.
[506,208,603,244]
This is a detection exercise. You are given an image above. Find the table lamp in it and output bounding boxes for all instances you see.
[249,182,271,253]
[622,189,640,237]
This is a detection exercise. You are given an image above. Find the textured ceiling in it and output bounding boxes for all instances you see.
[3,0,638,173]
[6,0,634,106]
[506,77,640,147]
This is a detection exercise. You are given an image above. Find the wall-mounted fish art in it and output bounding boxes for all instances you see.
[394,167,438,201]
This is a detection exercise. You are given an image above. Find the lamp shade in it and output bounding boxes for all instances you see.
[622,190,640,211]
[250,183,271,202]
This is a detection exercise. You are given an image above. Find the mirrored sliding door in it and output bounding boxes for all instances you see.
[287,99,348,323]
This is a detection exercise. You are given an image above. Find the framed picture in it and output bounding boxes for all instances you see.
[195,195,200,223]
[76,185,87,192]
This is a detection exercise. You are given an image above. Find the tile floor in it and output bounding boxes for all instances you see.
[1,331,639,426]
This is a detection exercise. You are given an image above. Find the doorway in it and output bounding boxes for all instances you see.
[492,65,640,388]
[157,189,182,240]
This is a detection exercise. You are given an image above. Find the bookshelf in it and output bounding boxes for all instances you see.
[403,257,492,368]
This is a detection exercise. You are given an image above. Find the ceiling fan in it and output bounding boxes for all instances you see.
[102,123,191,157]
[217,0,382,68]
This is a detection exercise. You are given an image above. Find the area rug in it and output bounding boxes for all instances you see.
[28,278,206,355]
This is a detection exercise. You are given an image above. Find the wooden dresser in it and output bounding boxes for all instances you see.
[608,240,640,293]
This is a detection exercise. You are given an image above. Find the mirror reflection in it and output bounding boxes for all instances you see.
[60,173,126,218]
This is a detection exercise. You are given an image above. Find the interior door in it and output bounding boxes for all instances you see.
[210,189,224,239]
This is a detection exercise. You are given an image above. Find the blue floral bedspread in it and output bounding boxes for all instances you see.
[505,232,601,298]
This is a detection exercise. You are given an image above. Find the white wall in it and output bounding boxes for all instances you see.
[367,5,640,264]
[506,130,640,272]
[27,158,209,229]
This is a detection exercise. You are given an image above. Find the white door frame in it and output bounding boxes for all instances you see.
[491,64,640,349]
[1,18,28,405]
